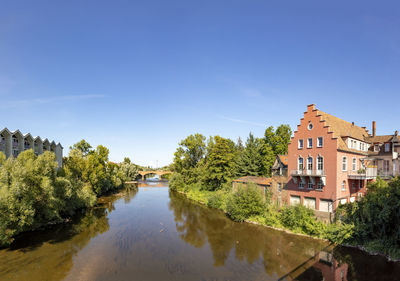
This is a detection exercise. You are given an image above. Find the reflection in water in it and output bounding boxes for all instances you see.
[0,185,399,281]
[0,189,137,281]
[169,191,400,281]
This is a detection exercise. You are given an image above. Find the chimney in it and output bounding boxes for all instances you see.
[372,121,376,137]
[352,122,354,126]
[395,130,399,136]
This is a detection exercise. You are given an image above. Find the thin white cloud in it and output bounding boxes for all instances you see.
[0,94,105,109]
[217,115,265,127]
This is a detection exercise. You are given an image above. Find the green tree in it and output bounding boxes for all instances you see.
[260,124,292,176]
[172,134,206,185]
[236,133,264,177]
[203,136,236,191]
[69,139,93,156]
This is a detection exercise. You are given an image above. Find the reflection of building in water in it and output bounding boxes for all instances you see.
[294,251,348,281]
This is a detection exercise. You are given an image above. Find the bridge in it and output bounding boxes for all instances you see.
[138,170,172,181]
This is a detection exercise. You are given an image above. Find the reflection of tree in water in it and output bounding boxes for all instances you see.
[168,191,329,277]
[0,188,138,281]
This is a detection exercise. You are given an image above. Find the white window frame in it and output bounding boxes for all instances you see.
[298,157,304,170]
[298,139,304,149]
[352,157,357,171]
[385,143,390,152]
[374,144,379,152]
[341,181,346,191]
[307,156,313,171]
[307,138,313,148]
[317,181,323,190]
[342,156,347,171]
[299,182,304,189]
[317,137,323,148]
[317,156,323,171]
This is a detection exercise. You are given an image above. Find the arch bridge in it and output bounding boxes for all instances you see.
[138,170,172,181]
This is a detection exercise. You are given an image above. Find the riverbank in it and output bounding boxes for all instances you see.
[173,186,400,262]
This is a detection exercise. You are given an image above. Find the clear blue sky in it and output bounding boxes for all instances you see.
[1,1,399,167]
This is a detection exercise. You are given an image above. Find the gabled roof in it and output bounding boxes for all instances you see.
[233,176,272,186]
[0,128,11,136]
[23,133,34,140]
[367,135,396,143]
[11,130,23,137]
[278,155,288,166]
[34,136,43,143]
[316,110,370,141]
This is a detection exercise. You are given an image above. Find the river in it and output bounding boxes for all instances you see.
[0,182,399,281]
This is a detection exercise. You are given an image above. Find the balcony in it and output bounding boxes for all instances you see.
[348,167,376,180]
[291,169,326,177]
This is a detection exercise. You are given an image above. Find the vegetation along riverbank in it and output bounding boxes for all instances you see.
[169,130,400,261]
[0,140,139,247]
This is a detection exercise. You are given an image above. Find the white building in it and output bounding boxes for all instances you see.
[0,128,63,167]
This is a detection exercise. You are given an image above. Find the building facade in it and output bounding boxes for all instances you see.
[286,104,399,214]
[0,128,63,167]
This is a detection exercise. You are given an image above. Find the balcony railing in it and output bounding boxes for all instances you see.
[291,169,326,177]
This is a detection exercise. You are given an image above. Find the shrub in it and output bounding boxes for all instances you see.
[280,205,326,237]
[207,190,228,210]
[226,184,265,222]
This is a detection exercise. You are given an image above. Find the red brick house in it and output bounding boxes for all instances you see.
[287,104,374,213]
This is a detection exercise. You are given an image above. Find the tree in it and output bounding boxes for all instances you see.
[203,136,236,190]
[172,134,206,185]
[236,133,264,177]
[260,125,292,176]
[69,139,93,156]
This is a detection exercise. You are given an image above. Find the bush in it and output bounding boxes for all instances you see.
[226,184,265,222]
[280,205,326,237]
[207,190,228,210]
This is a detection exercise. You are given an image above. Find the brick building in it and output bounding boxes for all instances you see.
[286,104,399,214]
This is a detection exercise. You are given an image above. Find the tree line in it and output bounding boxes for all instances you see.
[170,124,292,191]
[0,139,138,247]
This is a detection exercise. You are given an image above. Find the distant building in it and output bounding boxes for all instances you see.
[287,104,400,215]
[232,155,289,204]
[0,128,63,167]
[271,154,289,205]
[232,176,272,199]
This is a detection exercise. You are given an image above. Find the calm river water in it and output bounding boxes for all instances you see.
[1,182,399,281]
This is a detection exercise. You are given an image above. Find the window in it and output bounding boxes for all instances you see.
[352,158,357,171]
[359,180,363,189]
[317,181,323,190]
[307,138,313,148]
[298,157,304,170]
[384,160,390,173]
[341,181,346,191]
[278,183,282,192]
[307,122,313,130]
[385,143,390,152]
[307,156,313,171]
[374,144,380,152]
[308,182,313,189]
[299,182,304,189]
[317,137,323,147]
[298,139,303,149]
[317,156,323,171]
[342,157,347,171]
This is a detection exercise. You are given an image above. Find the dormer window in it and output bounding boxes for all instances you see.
[385,143,390,152]
[374,144,380,152]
